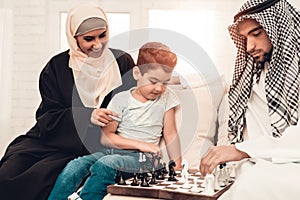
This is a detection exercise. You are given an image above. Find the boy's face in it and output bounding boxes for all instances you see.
[133,66,172,101]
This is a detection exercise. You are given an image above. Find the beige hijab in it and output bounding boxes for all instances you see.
[66,2,122,108]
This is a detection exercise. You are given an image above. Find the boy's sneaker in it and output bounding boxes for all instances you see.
[68,192,82,200]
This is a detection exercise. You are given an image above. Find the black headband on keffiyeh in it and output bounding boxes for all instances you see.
[228,0,300,143]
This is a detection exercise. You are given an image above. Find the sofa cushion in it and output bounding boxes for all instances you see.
[160,74,226,170]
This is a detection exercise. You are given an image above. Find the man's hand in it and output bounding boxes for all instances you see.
[199,145,249,176]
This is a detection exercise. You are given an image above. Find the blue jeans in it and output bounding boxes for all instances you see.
[48,149,141,200]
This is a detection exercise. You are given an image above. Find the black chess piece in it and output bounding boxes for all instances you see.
[168,160,177,181]
[130,173,139,186]
[156,162,167,180]
[140,172,150,187]
[162,162,168,175]
[117,172,127,185]
[156,168,164,180]
[149,170,157,184]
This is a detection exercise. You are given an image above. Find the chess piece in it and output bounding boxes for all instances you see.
[229,162,236,178]
[218,163,228,187]
[148,154,159,184]
[180,159,189,184]
[138,152,147,173]
[130,173,139,186]
[213,168,221,190]
[157,162,168,180]
[182,173,191,189]
[117,172,126,185]
[203,173,215,195]
[140,172,150,187]
[190,177,201,193]
[168,160,177,181]
[149,170,157,184]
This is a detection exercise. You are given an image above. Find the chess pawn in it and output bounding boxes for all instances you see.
[190,177,201,193]
[156,168,164,180]
[117,173,126,185]
[229,162,236,178]
[162,162,168,175]
[200,177,207,188]
[140,172,150,187]
[218,164,228,187]
[149,171,157,184]
[214,168,221,190]
[130,173,139,186]
[181,171,190,189]
[139,153,144,163]
[203,174,215,195]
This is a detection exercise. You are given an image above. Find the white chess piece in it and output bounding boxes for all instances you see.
[203,174,215,195]
[180,159,189,185]
[139,153,143,162]
[213,168,221,190]
[182,172,191,189]
[190,177,201,193]
[181,159,190,188]
[142,154,146,162]
[218,165,228,187]
[229,162,236,178]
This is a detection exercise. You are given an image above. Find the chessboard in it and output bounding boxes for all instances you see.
[107,170,234,200]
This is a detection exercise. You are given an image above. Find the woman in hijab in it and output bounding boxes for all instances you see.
[0,2,135,200]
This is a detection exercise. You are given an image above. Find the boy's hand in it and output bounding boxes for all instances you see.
[137,141,162,157]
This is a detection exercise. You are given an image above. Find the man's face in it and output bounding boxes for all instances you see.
[238,18,273,63]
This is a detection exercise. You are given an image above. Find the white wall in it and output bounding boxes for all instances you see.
[0,0,299,156]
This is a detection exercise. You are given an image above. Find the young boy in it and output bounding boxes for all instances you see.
[48,42,182,200]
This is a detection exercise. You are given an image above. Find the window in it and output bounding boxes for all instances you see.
[149,9,215,77]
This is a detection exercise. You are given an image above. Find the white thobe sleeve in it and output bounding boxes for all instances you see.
[236,126,300,163]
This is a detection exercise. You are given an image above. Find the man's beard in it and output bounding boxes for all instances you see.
[256,48,273,65]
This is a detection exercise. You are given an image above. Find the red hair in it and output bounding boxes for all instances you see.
[137,42,177,75]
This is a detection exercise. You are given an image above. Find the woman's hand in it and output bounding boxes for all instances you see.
[90,108,119,127]
[199,145,249,176]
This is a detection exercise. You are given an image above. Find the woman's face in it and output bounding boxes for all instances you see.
[76,29,107,58]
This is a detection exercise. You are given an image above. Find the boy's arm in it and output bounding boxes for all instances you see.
[101,121,161,154]
[163,107,182,170]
